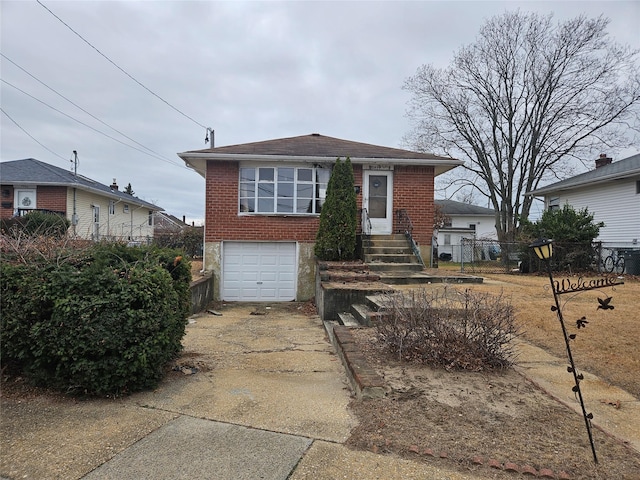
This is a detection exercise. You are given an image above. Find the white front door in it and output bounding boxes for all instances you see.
[363,170,393,234]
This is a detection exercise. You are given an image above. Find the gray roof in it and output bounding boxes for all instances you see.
[179,133,463,177]
[435,199,495,216]
[527,153,640,196]
[0,158,163,211]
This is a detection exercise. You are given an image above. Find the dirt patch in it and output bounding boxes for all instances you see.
[345,327,640,479]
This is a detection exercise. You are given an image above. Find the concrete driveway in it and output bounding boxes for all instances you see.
[1,302,479,480]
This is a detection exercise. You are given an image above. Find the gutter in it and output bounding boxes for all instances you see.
[178,153,464,178]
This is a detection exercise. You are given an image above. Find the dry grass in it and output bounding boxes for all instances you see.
[450,272,639,399]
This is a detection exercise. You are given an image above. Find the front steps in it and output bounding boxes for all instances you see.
[362,234,423,274]
[338,295,389,327]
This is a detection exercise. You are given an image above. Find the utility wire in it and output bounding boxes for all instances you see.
[2,79,186,169]
[1,53,176,164]
[36,0,207,130]
[1,107,68,162]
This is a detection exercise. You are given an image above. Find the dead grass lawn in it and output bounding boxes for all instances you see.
[457,272,639,399]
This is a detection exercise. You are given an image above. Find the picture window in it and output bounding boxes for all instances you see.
[239,165,330,214]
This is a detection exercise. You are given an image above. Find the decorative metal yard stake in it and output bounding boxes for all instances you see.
[529,238,624,465]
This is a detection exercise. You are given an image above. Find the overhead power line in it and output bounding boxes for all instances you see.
[1,107,68,162]
[1,53,176,165]
[2,79,186,169]
[36,0,207,130]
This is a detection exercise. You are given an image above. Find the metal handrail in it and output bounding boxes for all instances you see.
[396,209,425,267]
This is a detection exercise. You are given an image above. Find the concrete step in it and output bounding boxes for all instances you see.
[368,262,424,273]
[337,312,361,327]
[362,246,413,255]
[378,272,484,285]
[364,254,418,264]
[350,304,371,326]
[363,239,409,249]
[363,234,406,241]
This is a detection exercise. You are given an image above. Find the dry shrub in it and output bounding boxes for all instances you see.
[376,287,519,370]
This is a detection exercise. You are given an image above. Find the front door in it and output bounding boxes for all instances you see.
[363,170,393,234]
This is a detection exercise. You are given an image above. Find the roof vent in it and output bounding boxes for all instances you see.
[595,154,612,169]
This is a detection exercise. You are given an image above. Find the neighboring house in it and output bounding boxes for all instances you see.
[435,199,497,263]
[154,212,190,235]
[527,153,640,250]
[178,133,462,302]
[0,158,163,242]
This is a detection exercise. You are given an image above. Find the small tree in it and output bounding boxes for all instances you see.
[314,157,357,261]
[520,205,604,271]
[433,203,450,229]
[124,183,135,195]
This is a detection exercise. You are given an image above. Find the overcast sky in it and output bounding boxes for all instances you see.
[2,1,638,224]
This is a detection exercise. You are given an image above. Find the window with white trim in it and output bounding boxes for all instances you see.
[548,197,560,211]
[109,200,115,215]
[239,166,331,214]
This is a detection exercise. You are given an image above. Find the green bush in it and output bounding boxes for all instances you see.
[314,157,357,260]
[154,226,203,257]
[519,205,604,272]
[1,243,191,396]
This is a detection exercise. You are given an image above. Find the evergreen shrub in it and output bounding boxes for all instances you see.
[314,157,357,261]
[1,243,191,396]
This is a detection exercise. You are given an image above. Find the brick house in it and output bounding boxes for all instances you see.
[0,158,163,242]
[178,133,462,302]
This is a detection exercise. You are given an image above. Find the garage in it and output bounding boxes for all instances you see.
[222,242,296,301]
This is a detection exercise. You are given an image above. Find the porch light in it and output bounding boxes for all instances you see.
[530,238,553,260]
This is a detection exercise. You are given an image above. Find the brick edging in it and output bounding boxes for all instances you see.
[329,324,386,399]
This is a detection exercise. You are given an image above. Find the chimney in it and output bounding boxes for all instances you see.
[110,178,119,190]
[595,154,612,169]
[182,215,186,223]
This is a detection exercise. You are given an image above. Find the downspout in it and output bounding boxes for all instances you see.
[72,150,78,237]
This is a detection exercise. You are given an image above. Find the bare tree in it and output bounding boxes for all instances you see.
[404,12,640,242]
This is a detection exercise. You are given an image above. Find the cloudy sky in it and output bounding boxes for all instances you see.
[2,1,638,224]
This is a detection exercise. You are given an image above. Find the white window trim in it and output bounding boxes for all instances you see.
[238,163,331,216]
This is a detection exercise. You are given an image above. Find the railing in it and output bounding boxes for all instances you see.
[396,209,425,268]
[14,208,66,217]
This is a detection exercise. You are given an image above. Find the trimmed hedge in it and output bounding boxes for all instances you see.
[1,243,191,396]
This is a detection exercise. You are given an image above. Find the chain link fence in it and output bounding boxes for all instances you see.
[436,239,640,275]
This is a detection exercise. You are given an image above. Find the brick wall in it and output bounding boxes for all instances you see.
[205,161,320,242]
[393,165,435,245]
[37,186,67,213]
[0,185,14,218]
[205,161,434,246]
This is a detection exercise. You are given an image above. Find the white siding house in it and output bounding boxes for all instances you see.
[0,158,162,242]
[527,153,640,249]
[435,199,497,263]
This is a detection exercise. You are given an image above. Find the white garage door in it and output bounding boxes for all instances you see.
[222,242,296,301]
